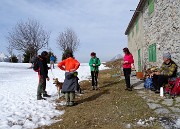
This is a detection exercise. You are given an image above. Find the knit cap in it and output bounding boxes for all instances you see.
[163,52,171,59]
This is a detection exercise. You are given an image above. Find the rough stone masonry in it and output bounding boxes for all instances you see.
[143,0,180,70]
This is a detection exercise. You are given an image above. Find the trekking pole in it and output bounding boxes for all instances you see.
[51,67,56,78]
[94,66,97,87]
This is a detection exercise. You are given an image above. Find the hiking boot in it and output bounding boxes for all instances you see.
[94,86,97,90]
[65,102,70,106]
[43,94,51,97]
[155,90,160,94]
[127,88,132,91]
[69,101,74,106]
[125,88,128,90]
[92,86,95,90]
[150,88,156,91]
[37,96,46,100]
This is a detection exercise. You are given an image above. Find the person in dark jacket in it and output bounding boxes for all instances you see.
[37,51,51,100]
[151,52,177,93]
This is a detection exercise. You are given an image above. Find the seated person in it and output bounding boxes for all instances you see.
[151,52,177,93]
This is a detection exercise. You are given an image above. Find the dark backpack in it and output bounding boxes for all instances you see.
[32,57,40,72]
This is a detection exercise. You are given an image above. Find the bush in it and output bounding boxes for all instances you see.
[9,55,18,63]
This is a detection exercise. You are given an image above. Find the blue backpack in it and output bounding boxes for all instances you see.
[144,78,153,89]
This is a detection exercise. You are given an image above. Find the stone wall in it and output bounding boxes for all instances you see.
[143,0,180,71]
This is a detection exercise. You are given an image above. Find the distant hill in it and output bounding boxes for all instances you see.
[110,54,123,61]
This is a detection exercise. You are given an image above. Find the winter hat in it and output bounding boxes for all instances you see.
[163,52,171,59]
[41,51,48,57]
[91,52,96,56]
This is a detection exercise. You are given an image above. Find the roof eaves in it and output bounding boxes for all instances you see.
[125,0,146,35]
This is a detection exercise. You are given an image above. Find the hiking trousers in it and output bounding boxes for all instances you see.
[153,75,169,90]
[123,68,131,88]
[91,71,99,87]
[37,76,47,96]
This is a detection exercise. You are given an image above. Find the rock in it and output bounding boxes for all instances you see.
[147,99,155,103]
[133,85,144,90]
[137,91,146,94]
[175,104,180,107]
[154,108,170,114]
[162,99,173,106]
[175,97,180,103]
[147,103,162,110]
[169,107,180,113]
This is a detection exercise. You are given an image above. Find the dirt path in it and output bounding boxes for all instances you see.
[38,68,160,129]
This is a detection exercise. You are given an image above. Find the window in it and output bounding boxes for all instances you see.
[148,0,154,15]
[148,43,156,62]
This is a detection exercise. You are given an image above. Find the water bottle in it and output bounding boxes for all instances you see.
[160,87,164,97]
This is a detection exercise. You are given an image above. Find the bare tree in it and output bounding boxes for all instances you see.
[7,45,13,62]
[7,19,50,60]
[57,28,80,53]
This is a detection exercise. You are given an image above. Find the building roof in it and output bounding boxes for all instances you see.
[125,0,146,35]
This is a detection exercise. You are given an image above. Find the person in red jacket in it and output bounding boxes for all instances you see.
[58,52,80,106]
[122,48,134,91]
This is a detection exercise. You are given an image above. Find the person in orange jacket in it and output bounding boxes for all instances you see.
[58,52,80,106]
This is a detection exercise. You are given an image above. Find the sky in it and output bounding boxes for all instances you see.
[0,0,139,62]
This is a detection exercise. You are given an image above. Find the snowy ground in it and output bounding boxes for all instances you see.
[0,62,107,129]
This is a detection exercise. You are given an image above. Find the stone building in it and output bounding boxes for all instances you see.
[125,0,180,72]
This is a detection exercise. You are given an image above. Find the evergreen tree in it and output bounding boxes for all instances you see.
[9,55,18,63]
[62,48,73,61]
[23,50,31,63]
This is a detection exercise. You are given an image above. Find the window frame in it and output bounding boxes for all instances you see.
[148,0,155,15]
[148,43,156,62]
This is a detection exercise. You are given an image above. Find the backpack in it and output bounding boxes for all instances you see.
[144,78,153,89]
[171,77,180,96]
[32,57,40,72]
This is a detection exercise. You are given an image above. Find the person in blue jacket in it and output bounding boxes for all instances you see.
[50,54,56,69]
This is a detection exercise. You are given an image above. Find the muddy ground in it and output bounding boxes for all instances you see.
[37,66,161,129]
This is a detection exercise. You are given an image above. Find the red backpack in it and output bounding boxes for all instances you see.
[171,77,180,96]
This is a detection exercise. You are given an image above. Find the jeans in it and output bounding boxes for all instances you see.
[123,68,131,88]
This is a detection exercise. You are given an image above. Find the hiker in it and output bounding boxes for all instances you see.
[122,48,134,91]
[36,51,51,100]
[151,52,177,93]
[50,54,56,69]
[58,52,80,106]
[89,52,101,90]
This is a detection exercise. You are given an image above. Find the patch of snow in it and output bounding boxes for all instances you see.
[136,117,156,127]
[0,62,107,128]
[126,124,131,128]
[175,118,180,128]
[137,119,145,126]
